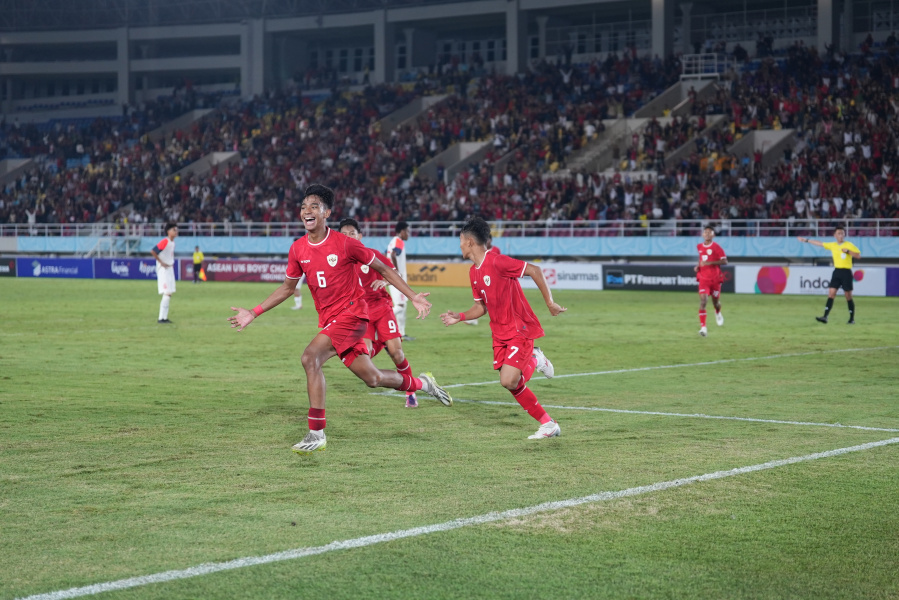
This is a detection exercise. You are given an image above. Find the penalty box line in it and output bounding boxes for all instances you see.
[17,437,899,600]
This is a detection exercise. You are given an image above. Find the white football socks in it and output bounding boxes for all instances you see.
[159,295,171,320]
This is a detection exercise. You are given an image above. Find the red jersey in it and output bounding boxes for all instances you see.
[357,248,394,310]
[286,228,375,327]
[470,252,544,342]
[488,245,501,255]
[696,241,726,281]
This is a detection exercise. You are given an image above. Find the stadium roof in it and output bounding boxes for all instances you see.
[0,0,487,32]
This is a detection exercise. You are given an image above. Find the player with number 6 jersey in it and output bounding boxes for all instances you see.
[440,217,566,440]
[227,184,453,456]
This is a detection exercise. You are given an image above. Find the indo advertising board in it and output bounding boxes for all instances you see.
[407,262,471,287]
[735,266,886,296]
[94,258,160,280]
[0,258,15,277]
[179,259,287,283]
[603,265,735,292]
[16,257,93,279]
[520,262,604,291]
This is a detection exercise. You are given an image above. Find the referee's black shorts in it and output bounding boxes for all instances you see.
[829,268,854,291]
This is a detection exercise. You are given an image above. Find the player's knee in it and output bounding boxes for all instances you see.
[500,376,519,391]
[361,371,382,388]
[301,350,321,372]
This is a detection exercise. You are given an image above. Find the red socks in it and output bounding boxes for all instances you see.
[396,358,411,376]
[308,407,326,431]
[699,309,707,327]
[511,378,552,424]
[397,373,422,392]
[371,340,386,358]
[522,356,537,383]
[393,358,421,392]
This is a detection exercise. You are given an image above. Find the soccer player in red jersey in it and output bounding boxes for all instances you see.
[227,185,452,454]
[338,217,420,408]
[440,217,566,439]
[695,225,727,337]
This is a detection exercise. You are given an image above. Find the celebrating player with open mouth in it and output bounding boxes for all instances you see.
[227,184,452,455]
[440,217,564,439]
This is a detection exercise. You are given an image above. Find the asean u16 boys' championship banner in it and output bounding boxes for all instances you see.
[180,259,288,283]
[735,265,886,296]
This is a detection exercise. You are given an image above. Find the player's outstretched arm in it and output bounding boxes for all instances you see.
[441,303,485,327]
[370,257,431,319]
[524,263,567,316]
[228,277,298,332]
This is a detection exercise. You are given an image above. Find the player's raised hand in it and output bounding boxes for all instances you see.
[228,306,256,332]
[411,292,431,319]
[370,280,388,291]
[547,302,567,317]
[440,311,462,326]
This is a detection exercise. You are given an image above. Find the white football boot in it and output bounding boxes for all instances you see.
[292,430,326,454]
[533,346,555,378]
[715,311,724,326]
[528,420,561,439]
[699,326,708,337]
[419,372,453,406]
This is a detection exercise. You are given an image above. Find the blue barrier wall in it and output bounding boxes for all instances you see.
[13,235,899,258]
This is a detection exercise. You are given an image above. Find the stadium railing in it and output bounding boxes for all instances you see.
[2,219,898,239]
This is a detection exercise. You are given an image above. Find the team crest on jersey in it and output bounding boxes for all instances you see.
[361,264,370,274]
[706,249,713,255]
[483,275,491,286]
[327,254,338,267]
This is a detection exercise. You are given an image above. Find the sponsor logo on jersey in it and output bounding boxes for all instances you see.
[327,254,338,267]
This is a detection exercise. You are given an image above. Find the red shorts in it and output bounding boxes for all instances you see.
[492,337,535,371]
[365,299,402,343]
[321,312,369,367]
[698,278,721,298]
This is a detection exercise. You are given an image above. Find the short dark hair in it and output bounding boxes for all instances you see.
[703,224,715,231]
[339,218,361,233]
[460,216,491,246]
[395,221,409,234]
[165,222,178,232]
[303,184,335,209]
[834,225,846,232]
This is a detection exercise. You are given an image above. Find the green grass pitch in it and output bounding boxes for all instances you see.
[1,278,897,599]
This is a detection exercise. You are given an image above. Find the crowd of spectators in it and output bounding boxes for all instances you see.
[2,42,899,233]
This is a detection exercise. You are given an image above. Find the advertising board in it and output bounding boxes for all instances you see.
[94,258,159,280]
[179,259,287,283]
[735,266,886,296]
[16,257,93,279]
[602,265,735,292]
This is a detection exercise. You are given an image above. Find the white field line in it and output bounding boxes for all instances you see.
[440,398,899,433]
[16,436,899,600]
[431,345,899,389]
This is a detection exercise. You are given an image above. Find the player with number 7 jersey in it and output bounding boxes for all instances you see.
[440,217,567,440]
[227,184,453,456]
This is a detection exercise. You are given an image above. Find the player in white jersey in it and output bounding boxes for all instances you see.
[386,221,411,340]
[150,222,178,324]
